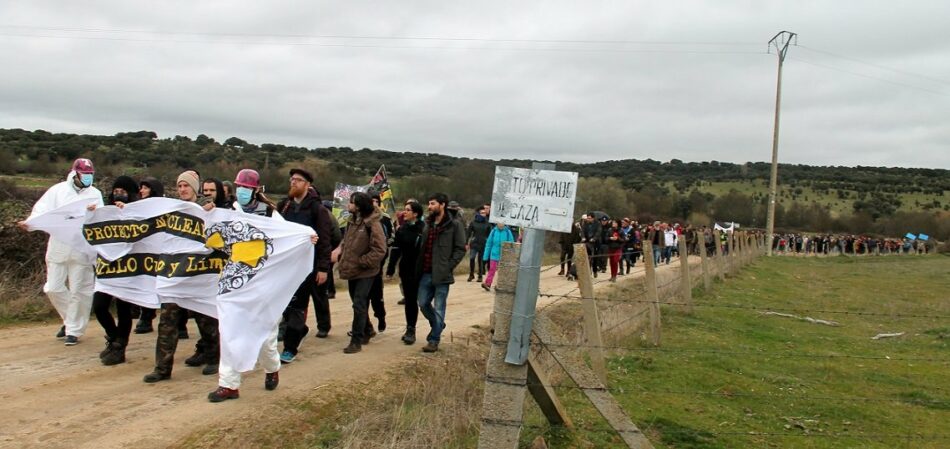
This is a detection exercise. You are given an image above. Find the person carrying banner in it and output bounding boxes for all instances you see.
[133,177,164,335]
[386,200,425,344]
[19,158,103,345]
[416,193,467,353]
[208,168,299,402]
[90,175,140,364]
[143,170,220,383]
[331,192,387,354]
[276,169,332,363]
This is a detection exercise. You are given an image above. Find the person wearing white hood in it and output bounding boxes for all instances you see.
[19,158,104,345]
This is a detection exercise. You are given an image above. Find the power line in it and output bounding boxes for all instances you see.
[798,44,950,86]
[0,30,768,55]
[0,24,763,47]
[789,56,950,97]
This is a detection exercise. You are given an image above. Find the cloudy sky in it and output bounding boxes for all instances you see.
[1,1,948,169]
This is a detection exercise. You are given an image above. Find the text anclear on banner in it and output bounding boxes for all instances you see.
[489,166,578,233]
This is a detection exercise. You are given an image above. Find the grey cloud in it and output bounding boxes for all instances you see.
[0,1,947,169]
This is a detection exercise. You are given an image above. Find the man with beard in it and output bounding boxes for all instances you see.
[19,158,103,346]
[277,168,333,363]
[415,193,467,353]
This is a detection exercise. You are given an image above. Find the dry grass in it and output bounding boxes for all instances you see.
[0,268,54,325]
[177,335,490,449]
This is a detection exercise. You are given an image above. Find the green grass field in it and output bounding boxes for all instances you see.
[671,180,950,217]
[524,255,950,448]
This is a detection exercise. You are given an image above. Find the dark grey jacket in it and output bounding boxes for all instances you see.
[416,213,467,285]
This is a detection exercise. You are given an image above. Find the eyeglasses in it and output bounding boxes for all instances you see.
[289,177,308,183]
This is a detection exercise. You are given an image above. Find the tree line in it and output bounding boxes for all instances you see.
[1,128,947,240]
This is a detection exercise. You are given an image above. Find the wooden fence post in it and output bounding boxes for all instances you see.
[677,238,693,313]
[642,240,661,346]
[699,231,711,292]
[727,231,736,273]
[573,243,607,384]
[713,229,725,282]
[479,243,528,449]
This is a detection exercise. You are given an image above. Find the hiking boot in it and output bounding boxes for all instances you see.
[134,319,153,334]
[184,352,206,367]
[315,330,329,338]
[265,372,279,391]
[55,326,66,339]
[402,327,416,345]
[481,283,490,292]
[207,387,239,403]
[467,273,475,282]
[64,336,79,346]
[202,363,219,376]
[557,269,565,276]
[101,341,126,366]
[397,298,406,305]
[280,351,295,364]
[377,317,387,332]
[422,342,439,353]
[477,275,483,283]
[100,337,114,358]
[343,342,362,354]
[178,329,189,340]
[143,370,171,383]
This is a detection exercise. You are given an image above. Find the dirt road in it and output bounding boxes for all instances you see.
[0,260,673,448]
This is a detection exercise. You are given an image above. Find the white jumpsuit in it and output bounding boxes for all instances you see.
[27,172,103,338]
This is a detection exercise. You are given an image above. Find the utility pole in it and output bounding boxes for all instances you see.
[765,30,796,256]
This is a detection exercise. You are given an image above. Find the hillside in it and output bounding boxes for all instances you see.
[0,128,948,239]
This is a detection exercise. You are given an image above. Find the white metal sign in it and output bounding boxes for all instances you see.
[489,166,578,233]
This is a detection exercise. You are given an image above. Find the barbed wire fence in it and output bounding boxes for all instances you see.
[478,230,946,448]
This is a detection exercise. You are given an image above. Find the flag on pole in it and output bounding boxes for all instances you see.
[369,164,397,216]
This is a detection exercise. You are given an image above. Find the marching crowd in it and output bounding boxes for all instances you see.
[17,157,927,404]
[19,158,469,403]
[771,233,925,255]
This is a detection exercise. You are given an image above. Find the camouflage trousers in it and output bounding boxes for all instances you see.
[154,303,219,376]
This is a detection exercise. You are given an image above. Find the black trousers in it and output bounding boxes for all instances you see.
[92,291,132,343]
[469,250,486,277]
[283,274,331,355]
[559,245,574,272]
[368,272,386,321]
[348,278,374,344]
[401,274,420,328]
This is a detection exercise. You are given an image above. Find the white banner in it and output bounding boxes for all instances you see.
[27,198,315,373]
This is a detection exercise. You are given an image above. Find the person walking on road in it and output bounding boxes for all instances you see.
[481,221,515,291]
[386,200,426,344]
[332,192,387,354]
[415,193,467,353]
[19,158,103,346]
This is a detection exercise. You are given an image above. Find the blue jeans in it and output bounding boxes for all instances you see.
[417,273,450,344]
[653,246,661,265]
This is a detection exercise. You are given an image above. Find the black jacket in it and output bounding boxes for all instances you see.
[466,215,493,251]
[278,192,333,273]
[386,219,425,279]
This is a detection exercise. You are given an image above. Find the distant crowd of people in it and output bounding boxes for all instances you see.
[771,233,929,255]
